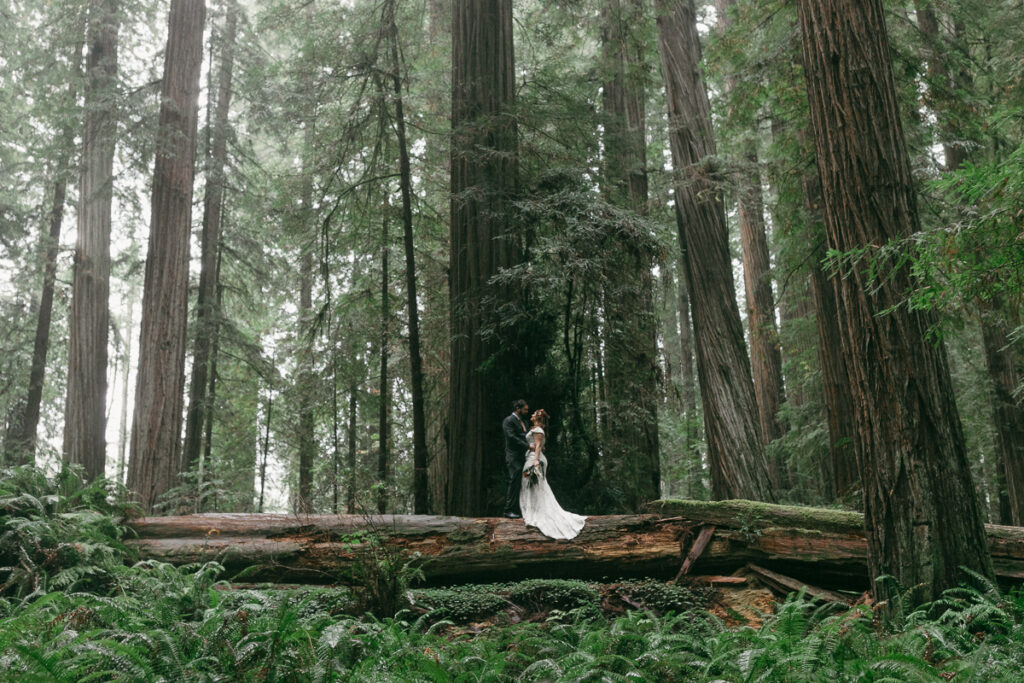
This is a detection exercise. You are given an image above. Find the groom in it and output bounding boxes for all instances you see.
[502,399,531,519]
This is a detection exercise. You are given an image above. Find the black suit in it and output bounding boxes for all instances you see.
[502,412,530,515]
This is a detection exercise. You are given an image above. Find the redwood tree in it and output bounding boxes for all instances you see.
[715,0,786,449]
[443,0,520,515]
[599,0,660,511]
[63,0,119,481]
[384,0,430,514]
[654,0,775,502]
[797,0,993,602]
[7,38,83,464]
[128,0,206,511]
[183,0,237,475]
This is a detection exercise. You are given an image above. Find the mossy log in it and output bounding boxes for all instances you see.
[124,500,1024,588]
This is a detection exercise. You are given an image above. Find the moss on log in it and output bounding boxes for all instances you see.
[124,500,1024,588]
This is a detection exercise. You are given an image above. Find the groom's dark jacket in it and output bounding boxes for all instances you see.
[503,413,530,463]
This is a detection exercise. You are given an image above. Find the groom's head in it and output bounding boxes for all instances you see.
[513,399,529,418]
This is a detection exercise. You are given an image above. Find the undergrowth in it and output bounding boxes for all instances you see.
[3,466,1024,680]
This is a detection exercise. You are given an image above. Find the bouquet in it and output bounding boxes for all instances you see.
[523,463,541,488]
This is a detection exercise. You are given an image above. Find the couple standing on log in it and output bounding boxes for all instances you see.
[501,399,586,540]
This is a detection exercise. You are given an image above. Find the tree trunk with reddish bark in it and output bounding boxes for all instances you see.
[654,0,775,502]
[183,0,236,474]
[796,0,993,604]
[128,0,205,510]
[599,0,660,511]
[63,0,119,481]
[443,0,520,515]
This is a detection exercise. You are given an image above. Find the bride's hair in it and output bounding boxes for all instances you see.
[531,409,549,427]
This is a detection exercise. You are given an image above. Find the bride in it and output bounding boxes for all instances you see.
[520,409,586,540]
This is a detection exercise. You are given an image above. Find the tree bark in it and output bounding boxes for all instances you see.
[377,204,391,515]
[444,0,519,515]
[913,3,1023,527]
[803,173,859,501]
[183,0,236,474]
[599,0,660,511]
[654,0,774,502]
[124,500,1024,588]
[715,0,786,449]
[297,245,316,513]
[5,37,85,465]
[63,0,119,481]
[346,382,358,514]
[981,314,1024,526]
[383,0,430,514]
[796,0,994,604]
[128,0,205,511]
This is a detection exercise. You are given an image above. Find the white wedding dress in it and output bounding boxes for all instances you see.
[520,427,586,540]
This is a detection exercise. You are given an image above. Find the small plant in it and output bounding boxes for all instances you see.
[413,584,509,623]
[340,525,426,618]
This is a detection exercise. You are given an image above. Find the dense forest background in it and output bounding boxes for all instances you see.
[1,0,1021,537]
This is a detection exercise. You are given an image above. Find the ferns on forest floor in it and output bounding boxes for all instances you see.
[3,466,1024,681]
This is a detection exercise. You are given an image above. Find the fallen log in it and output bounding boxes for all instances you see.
[123,500,1024,588]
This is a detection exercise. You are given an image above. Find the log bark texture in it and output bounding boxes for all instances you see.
[125,500,1024,588]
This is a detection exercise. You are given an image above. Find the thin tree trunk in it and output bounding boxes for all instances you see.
[384,0,430,514]
[183,0,236,473]
[377,202,391,515]
[201,247,223,488]
[258,392,271,513]
[64,0,120,481]
[655,0,774,502]
[116,287,135,484]
[6,37,85,465]
[599,0,660,512]
[346,383,358,514]
[128,0,206,511]
[297,245,315,513]
[797,0,993,604]
[445,0,519,515]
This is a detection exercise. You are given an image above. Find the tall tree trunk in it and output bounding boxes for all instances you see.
[346,383,358,514]
[6,39,85,465]
[715,0,786,450]
[444,0,519,515]
[654,0,774,502]
[802,171,859,501]
[258,392,271,513]
[670,225,699,464]
[384,0,430,514]
[199,248,223,506]
[63,0,120,481]
[914,3,1022,525]
[377,204,391,515]
[183,0,236,474]
[296,245,315,513]
[599,0,660,511]
[797,0,993,604]
[115,284,136,484]
[128,0,205,511]
[981,310,1024,526]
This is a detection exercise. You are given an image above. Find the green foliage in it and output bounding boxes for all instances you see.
[509,578,601,616]
[413,584,510,624]
[614,578,714,616]
[0,466,134,599]
[337,529,425,618]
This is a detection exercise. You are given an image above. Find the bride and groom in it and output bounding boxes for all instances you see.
[502,400,586,540]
